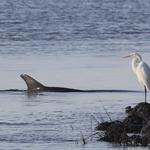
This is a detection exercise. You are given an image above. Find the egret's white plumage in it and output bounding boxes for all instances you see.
[124,52,150,102]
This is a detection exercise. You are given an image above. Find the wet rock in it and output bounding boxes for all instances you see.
[104,121,124,143]
[119,131,129,146]
[125,106,133,114]
[95,121,123,131]
[96,102,150,146]
[95,121,111,131]
[141,120,150,135]
[133,102,150,121]
[123,114,143,133]
[141,120,150,144]
[97,121,124,143]
[129,135,142,146]
[141,136,148,146]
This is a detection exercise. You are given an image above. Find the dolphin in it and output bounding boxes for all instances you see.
[20,74,141,93]
[20,74,83,92]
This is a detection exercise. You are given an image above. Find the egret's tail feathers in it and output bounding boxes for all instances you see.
[20,74,45,91]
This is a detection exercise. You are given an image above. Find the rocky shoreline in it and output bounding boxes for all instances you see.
[95,102,150,146]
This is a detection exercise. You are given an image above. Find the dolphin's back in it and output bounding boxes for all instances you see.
[20,74,83,92]
[43,86,83,92]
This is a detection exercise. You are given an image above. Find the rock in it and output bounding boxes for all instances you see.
[97,121,124,143]
[95,120,123,131]
[96,102,150,146]
[141,120,150,135]
[141,136,148,146]
[133,102,150,121]
[123,114,143,133]
[125,106,133,114]
[95,121,111,131]
[129,135,142,146]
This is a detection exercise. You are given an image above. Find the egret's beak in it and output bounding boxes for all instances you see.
[122,54,131,58]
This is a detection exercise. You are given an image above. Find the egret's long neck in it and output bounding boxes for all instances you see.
[132,57,142,73]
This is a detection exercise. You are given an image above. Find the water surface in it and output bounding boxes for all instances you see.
[0,0,150,149]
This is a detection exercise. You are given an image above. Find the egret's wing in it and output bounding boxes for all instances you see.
[137,62,150,90]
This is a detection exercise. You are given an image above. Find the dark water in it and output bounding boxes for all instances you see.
[0,0,150,149]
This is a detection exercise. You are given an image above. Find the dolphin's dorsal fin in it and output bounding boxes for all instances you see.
[20,74,45,91]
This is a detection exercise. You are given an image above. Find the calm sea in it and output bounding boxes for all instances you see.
[0,0,150,149]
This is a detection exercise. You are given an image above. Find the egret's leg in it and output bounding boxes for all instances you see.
[144,86,147,103]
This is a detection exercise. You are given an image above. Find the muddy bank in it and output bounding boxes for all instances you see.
[96,102,150,146]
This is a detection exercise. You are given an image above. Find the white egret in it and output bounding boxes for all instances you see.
[124,52,150,103]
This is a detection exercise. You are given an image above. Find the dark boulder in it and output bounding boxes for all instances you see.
[96,102,150,146]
